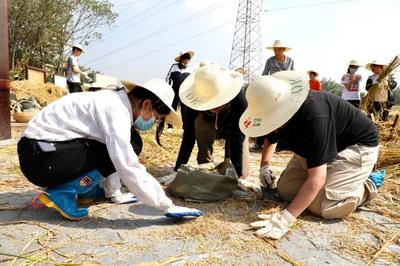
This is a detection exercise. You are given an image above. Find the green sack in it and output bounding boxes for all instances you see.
[168,160,238,202]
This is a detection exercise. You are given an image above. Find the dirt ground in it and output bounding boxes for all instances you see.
[0,124,399,266]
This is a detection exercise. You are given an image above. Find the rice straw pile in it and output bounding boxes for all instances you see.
[11,80,67,107]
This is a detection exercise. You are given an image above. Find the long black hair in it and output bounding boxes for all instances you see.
[178,53,191,70]
[128,86,170,145]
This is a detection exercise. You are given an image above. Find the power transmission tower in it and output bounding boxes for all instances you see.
[229,0,263,83]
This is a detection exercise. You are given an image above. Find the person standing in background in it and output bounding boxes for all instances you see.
[66,44,88,93]
[165,51,194,130]
[341,60,363,108]
[365,60,397,121]
[308,70,322,91]
[257,40,295,149]
[262,40,295,75]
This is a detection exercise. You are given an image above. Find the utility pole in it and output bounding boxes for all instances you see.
[0,0,11,140]
[229,0,263,83]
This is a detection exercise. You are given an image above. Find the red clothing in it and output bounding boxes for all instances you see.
[309,79,322,91]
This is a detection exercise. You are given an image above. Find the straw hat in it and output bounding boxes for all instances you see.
[267,40,291,51]
[348,59,363,67]
[307,70,319,76]
[120,79,181,126]
[179,64,243,111]
[365,59,388,71]
[175,51,195,62]
[72,43,85,53]
[239,71,309,137]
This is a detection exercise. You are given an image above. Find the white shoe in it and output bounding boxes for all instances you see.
[109,191,138,204]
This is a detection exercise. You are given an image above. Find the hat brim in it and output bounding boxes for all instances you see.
[307,70,319,76]
[175,51,195,62]
[179,69,243,111]
[239,71,309,138]
[267,46,291,51]
[121,80,182,127]
[366,63,387,71]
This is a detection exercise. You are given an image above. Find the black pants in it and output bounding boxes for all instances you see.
[347,100,360,109]
[18,130,142,188]
[372,101,390,121]
[67,81,82,93]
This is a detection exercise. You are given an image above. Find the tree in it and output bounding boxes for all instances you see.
[8,0,117,79]
[321,77,343,96]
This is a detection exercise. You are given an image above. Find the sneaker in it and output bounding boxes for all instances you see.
[109,192,138,204]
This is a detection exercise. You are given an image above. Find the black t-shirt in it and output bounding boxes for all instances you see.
[266,91,379,168]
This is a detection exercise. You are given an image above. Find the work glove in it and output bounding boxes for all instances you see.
[250,209,296,239]
[164,205,203,218]
[259,165,277,188]
[369,169,385,189]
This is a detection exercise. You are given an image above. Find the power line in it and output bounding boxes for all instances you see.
[83,0,230,65]
[264,0,358,12]
[114,0,146,8]
[100,21,234,70]
[110,0,178,37]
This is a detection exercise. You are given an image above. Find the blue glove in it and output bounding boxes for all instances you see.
[164,205,203,218]
[369,169,386,189]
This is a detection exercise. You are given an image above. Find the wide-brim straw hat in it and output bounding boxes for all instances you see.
[72,43,85,53]
[175,51,195,62]
[267,40,291,51]
[348,59,363,67]
[307,70,319,76]
[179,64,243,111]
[121,79,181,127]
[365,59,388,71]
[239,71,309,137]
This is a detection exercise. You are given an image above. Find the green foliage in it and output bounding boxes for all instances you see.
[393,86,400,105]
[321,78,343,96]
[8,0,117,79]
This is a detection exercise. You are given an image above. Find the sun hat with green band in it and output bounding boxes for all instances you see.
[239,71,309,137]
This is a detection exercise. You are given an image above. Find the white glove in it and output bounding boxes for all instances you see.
[164,205,203,218]
[250,209,296,239]
[259,165,277,188]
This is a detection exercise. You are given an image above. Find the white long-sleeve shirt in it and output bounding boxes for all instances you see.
[23,90,173,210]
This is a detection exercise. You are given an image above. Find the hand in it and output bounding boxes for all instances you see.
[352,75,361,82]
[259,165,277,188]
[250,209,296,239]
[164,205,203,218]
[81,71,88,77]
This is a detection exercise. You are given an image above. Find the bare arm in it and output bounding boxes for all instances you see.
[286,164,326,217]
[73,65,86,75]
[260,138,277,167]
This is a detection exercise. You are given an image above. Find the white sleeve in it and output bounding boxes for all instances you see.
[96,104,173,210]
[341,74,350,85]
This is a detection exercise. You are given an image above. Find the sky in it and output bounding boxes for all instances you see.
[82,0,400,88]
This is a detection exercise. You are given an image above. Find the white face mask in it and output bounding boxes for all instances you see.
[349,67,357,75]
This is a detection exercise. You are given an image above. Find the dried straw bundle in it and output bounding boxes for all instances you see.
[11,80,67,107]
[361,55,400,112]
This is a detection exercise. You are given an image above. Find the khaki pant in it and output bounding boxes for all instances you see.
[277,145,379,219]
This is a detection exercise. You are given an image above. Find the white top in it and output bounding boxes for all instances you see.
[341,73,361,100]
[67,55,81,83]
[23,90,173,210]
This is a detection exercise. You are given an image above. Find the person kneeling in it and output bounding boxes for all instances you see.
[18,79,202,220]
[240,71,380,239]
